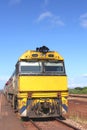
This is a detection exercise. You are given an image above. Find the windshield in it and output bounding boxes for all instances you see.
[44,62,64,72]
[20,62,41,74]
[19,61,65,75]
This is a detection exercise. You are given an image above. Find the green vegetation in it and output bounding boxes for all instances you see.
[69,87,87,94]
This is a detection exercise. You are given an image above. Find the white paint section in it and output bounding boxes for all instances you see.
[20,109,27,117]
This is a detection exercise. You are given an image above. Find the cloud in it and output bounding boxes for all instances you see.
[82,74,87,77]
[9,0,21,5]
[51,16,65,26]
[36,11,65,27]
[0,76,9,89]
[37,11,52,22]
[0,76,9,81]
[68,75,87,88]
[80,13,87,28]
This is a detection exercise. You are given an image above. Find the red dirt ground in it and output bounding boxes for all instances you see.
[67,97,87,129]
[0,92,87,130]
[0,93,24,130]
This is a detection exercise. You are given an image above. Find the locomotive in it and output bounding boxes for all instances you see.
[4,46,68,118]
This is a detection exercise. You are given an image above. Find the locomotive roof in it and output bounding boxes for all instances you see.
[18,50,64,61]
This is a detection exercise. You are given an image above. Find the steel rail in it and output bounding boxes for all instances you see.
[55,118,81,130]
[30,119,42,130]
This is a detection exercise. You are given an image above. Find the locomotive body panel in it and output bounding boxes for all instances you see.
[18,76,67,94]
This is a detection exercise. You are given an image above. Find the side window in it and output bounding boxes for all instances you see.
[16,63,19,75]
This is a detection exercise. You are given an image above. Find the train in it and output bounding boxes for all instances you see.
[4,46,68,118]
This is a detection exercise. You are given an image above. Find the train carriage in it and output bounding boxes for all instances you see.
[4,46,68,118]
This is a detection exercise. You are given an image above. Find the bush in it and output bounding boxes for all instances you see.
[69,87,87,94]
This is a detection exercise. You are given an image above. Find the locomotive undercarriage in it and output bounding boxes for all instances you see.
[27,98,62,118]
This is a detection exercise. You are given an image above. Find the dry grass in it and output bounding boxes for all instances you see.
[69,114,87,129]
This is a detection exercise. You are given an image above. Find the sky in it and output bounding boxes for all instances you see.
[0,0,87,89]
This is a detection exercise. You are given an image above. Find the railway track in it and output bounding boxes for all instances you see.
[55,118,81,130]
[69,94,87,98]
[29,119,42,130]
[22,117,81,130]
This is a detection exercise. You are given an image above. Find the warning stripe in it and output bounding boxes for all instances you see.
[62,104,68,112]
[20,106,27,114]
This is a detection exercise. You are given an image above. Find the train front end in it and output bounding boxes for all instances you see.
[16,46,68,118]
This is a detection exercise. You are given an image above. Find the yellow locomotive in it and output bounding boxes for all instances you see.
[4,46,68,118]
